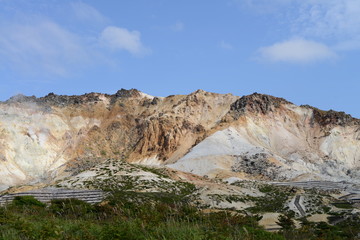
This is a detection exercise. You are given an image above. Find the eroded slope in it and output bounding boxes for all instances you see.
[1,89,360,190]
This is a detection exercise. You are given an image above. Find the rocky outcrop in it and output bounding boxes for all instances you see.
[39,92,102,106]
[301,105,360,127]
[5,89,145,108]
[6,94,37,103]
[113,88,142,98]
[131,117,205,161]
[229,93,291,119]
[231,153,280,180]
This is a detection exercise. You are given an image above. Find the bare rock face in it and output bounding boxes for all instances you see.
[6,94,37,103]
[229,93,291,120]
[39,92,103,106]
[1,89,360,189]
[113,88,141,98]
[301,105,360,127]
[133,117,197,160]
[231,153,280,180]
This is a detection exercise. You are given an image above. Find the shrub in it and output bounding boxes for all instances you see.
[50,198,95,218]
[277,214,295,230]
[11,196,46,207]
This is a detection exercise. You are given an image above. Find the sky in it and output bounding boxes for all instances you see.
[0,0,360,117]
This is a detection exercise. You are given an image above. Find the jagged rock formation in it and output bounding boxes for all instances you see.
[0,89,360,190]
[228,93,291,119]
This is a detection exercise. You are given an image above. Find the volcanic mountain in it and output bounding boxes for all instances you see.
[1,89,359,190]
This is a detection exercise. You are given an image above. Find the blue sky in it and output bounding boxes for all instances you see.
[1,0,360,117]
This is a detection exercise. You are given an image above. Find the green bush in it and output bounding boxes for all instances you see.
[49,198,95,218]
[243,184,295,213]
[11,196,46,207]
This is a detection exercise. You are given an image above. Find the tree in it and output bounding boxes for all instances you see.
[277,214,295,230]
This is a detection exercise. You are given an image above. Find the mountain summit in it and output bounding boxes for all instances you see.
[0,89,359,190]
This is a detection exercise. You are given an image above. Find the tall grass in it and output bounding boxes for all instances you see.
[1,192,359,239]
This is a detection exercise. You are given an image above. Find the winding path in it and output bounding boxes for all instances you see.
[294,195,306,217]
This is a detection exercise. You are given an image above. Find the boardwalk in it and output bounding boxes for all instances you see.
[0,188,105,205]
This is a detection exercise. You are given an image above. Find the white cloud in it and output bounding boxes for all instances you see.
[71,2,107,23]
[242,0,360,63]
[0,2,150,76]
[0,20,149,76]
[257,38,336,63]
[295,0,360,51]
[99,26,149,56]
[171,21,184,32]
[0,19,88,76]
[294,0,360,40]
[220,40,233,50]
[242,0,360,39]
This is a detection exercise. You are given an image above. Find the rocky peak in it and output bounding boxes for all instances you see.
[6,94,37,103]
[190,89,206,95]
[301,105,360,127]
[38,92,102,107]
[4,88,150,108]
[5,92,104,107]
[113,88,141,98]
[229,93,291,119]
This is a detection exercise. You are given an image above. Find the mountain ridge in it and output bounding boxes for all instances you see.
[0,89,359,191]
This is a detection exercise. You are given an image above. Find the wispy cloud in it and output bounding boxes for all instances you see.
[242,0,360,63]
[257,38,336,63]
[171,21,184,32]
[71,2,107,23]
[294,0,360,39]
[99,26,150,56]
[0,19,88,76]
[219,40,233,50]
[231,0,292,15]
[0,2,150,76]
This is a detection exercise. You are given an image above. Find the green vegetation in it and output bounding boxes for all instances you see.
[1,189,360,239]
[10,164,360,239]
[331,201,354,209]
[276,212,295,230]
[136,165,169,178]
[58,159,197,196]
[302,192,330,215]
[208,194,246,204]
[246,184,292,213]
[11,195,46,208]
[0,194,284,240]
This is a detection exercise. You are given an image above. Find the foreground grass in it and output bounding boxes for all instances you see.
[0,192,359,239]
[0,193,282,240]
